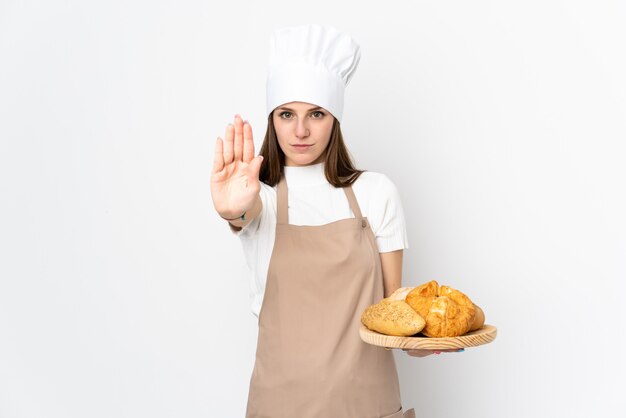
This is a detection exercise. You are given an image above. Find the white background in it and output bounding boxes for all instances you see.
[1,1,625,417]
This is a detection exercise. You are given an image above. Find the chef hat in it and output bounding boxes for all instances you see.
[266,24,361,123]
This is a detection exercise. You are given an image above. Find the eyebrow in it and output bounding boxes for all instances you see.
[277,106,323,112]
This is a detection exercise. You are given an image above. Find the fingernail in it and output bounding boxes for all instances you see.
[457,348,465,352]
[434,351,441,355]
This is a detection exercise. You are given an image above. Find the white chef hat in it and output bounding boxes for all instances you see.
[266,24,361,123]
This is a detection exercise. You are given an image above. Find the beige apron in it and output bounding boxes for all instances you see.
[245,174,415,418]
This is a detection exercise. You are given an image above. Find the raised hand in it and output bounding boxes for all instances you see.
[211,114,264,220]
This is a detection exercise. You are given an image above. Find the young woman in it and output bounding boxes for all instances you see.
[211,24,451,418]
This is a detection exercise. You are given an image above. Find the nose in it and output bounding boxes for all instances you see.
[295,119,310,139]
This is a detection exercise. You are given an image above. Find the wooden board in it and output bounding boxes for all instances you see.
[359,324,497,350]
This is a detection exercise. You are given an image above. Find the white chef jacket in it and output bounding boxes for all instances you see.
[229,162,409,317]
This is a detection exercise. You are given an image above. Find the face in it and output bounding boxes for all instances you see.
[272,101,335,167]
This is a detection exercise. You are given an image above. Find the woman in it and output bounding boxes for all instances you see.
[211,24,448,418]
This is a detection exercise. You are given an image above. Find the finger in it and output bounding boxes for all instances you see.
[402,349,431,357]
[404,350,432,358]
[242,120,255,163]
[248,155,264,182]
[223,123,234,164]
[212,137,225,174]
[233,114,244,161]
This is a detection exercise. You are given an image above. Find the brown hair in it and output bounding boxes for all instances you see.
[258,112,365,187]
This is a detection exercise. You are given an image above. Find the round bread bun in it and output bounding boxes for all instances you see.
[405,280,476,337]
[361,299,426,336]
[386,287,414,301]
[469,304,485,331]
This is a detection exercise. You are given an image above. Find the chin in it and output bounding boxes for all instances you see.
[290,155,319,166]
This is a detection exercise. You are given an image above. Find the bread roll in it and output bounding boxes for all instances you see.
[361,299,426,336]
[469,304,485,331]
[405,280,476,337]
[387,287,414,301]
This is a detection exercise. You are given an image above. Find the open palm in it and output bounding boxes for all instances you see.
[211,114,263,219]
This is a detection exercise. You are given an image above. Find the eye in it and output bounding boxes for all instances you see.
[279,111,293,119]
[311,111,325,118]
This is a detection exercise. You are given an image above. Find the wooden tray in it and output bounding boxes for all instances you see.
[359,324,497,350]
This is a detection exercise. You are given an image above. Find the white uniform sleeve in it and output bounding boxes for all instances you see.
[227,209,261,236]
[226,183,277,318]
[370,174,409,253]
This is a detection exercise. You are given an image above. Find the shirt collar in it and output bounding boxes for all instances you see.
[283,162,326,187]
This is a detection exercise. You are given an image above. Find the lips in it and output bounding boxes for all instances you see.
[291,144,313,153]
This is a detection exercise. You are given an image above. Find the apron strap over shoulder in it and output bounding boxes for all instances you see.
[277,174,289,225]
[342,185,363,219]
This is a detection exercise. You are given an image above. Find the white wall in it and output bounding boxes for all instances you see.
[1,1,624,417]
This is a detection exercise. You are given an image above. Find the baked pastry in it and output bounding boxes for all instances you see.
[361,299,426,336]
[469,304,485,331]
[405,280,476,337]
